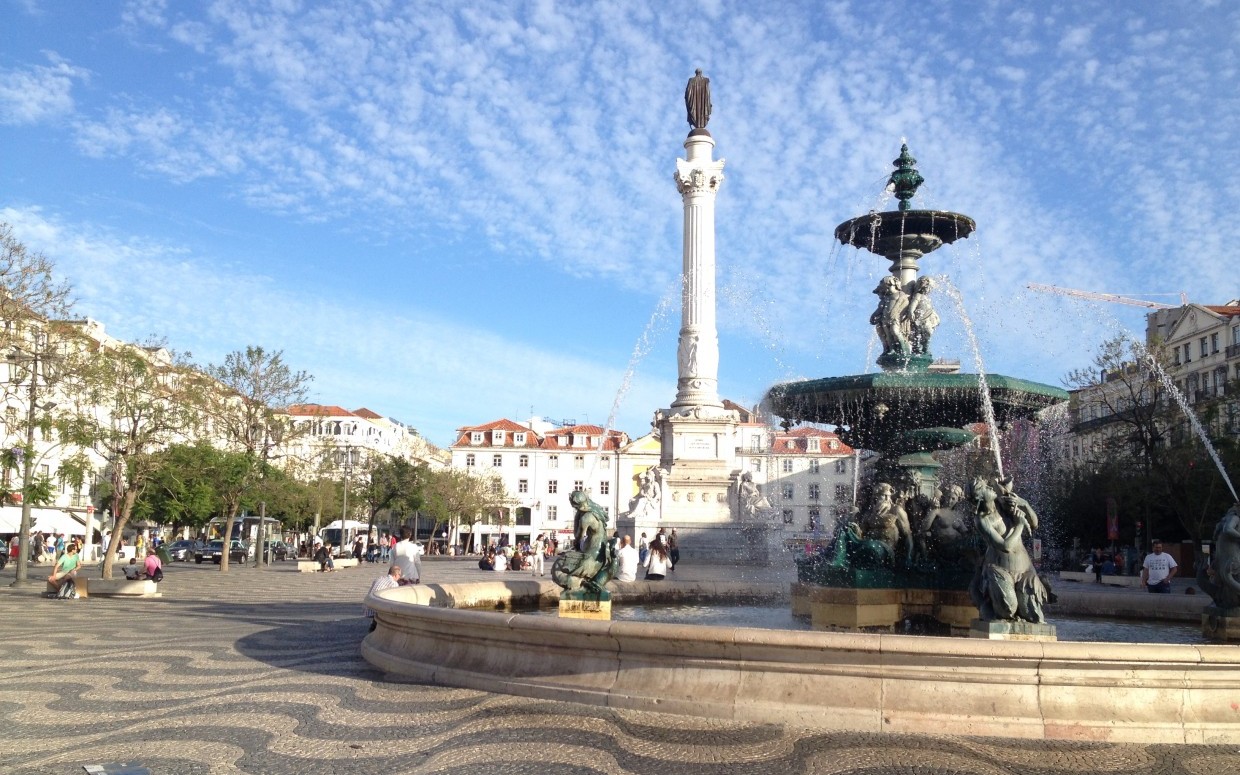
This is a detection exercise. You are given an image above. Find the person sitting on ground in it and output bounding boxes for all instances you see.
[477,549,494,571]
[643,536,670,581]
[315,542,335,572]
[48,544,81,598]
[493,548,509,572]
[616,535,639,582]
[364,564,401,632]
[143,549,163,582]
[123,557,143,580]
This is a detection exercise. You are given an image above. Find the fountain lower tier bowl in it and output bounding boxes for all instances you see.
[363,579,1240,743]
[765,372,1067,454]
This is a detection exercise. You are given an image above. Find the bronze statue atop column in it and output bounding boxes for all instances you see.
[685,68,711,130]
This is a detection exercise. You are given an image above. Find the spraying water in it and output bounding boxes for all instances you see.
[588,287,678,483]
[938,276,1004,477]
[1129,337,1239,502]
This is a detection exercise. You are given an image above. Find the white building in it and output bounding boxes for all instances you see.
[449,418,627,548]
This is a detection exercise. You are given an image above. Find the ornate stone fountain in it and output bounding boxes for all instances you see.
[765,145,1068,637]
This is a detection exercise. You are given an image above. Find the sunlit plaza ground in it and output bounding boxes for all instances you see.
[2,557,1238,775]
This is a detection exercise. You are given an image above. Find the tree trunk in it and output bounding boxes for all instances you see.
[100,488,140,580]
[219,503,239,572]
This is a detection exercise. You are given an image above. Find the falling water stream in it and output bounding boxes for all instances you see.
[937,277,1004,477]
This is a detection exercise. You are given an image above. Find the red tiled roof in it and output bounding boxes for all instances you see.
[1204,306,1240,316]
[538,426,627,452]
[287,403,356,417]
[353,407,383,419]
[769,426,853,455]
[450,419,545,449]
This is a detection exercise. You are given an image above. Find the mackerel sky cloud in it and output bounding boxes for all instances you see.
[1,0,1236,445]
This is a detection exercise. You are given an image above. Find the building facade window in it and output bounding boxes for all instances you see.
[465,453,475,467]
[518,479,528,493]
[547,506,558,521]
[1184,344,1192,363]
[808,438,820,452]
[835,459,848,474]
[782,459,793,473]
[573,479,584,491]
[492,430,505,444]
[548,480,558,494]
[574,455,585,468]
[514,432,526,445]
[549,455,559,468]
[808,483,820,500]
[809,459,820,474]
[782,509,794,524]
[1201,337,1209,358]
[492,454,502,467]
[808,507,821,530]
[471,432,484,444]
[835,484,851,502]
[782,483,794,500]
[601,456,611,466]
[599,481,610,495]
[519,454,529,467]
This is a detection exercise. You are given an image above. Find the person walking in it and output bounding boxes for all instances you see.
[1140,539,1178,593]
[668,528,680,571]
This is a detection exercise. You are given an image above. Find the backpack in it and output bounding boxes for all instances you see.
[56,579,76,599]
[151,567,164,583]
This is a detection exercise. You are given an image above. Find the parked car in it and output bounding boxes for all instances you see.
[261,541,292,561]
[167,539,203,562]
[194,540,247,564]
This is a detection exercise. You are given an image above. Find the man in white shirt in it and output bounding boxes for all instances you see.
[391,527,423,586]
[1140,539,1178,593]
[493,550,508,572]
[616,535,639,582]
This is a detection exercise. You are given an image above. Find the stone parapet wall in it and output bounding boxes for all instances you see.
[363,580,1240,744]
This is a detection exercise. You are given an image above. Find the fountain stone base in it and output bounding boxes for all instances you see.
[970,619,1057,641]
[1202,606,1240,642]
[559,588,612,620]
[800,583,976,632]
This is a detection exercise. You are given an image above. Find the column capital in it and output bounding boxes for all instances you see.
[674,158,725,196]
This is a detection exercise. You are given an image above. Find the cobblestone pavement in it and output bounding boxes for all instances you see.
[1,558,1237,775]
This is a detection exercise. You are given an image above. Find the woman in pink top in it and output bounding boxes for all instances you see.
[143,550,163,582]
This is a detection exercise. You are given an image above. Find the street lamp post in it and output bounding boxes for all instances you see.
[7,331,61,586]
[337,444,356,525]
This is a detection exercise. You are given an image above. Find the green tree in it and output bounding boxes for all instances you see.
[1057,336,1237,544]
[57,339,209,579]
[133,442,228,535]
[361,455,426,538]
[420,467,505,553]
[205,346,311,571]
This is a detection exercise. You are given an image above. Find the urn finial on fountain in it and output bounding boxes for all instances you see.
[889,143,924,212]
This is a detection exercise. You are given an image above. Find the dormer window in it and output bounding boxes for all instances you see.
[574,435,587,448]
[514,432,526,445]
[808,438,820,452]
[492,430,505,444]
[785,440,794,449]
[829,440,839,450]
[471,432,484,445]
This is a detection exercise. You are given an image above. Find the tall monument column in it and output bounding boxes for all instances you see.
[671,69,725,411]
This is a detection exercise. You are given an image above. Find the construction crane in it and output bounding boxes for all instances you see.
[1026,284,1188,309]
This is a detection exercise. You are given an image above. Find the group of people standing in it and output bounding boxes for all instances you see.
[616,528,678,582]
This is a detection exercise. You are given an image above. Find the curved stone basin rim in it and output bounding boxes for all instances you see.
[362,580,1240,745]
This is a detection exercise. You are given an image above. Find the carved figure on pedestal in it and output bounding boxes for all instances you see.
[919,484,973,563]
[684,68,711,130]
[627,468,663,521]
[552,491,617,593]
[968,476,1047,623]
[903,276,940,356]
[736,472,773,520]
[857,482,913,566]
[1199,503,1240,610]
[870,275,910,358]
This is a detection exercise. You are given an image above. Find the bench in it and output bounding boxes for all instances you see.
[297,557,361,573]
[45,577,161,598]
[1058,570,1144,588]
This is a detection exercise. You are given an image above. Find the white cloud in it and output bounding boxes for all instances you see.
[0,205,670,444]
[0,53,88,125]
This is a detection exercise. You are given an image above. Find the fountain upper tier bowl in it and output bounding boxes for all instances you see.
[765,372,1067,453]
[834,209,976,258]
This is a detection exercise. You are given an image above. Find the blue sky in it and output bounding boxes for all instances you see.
[2,0,1237,447]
